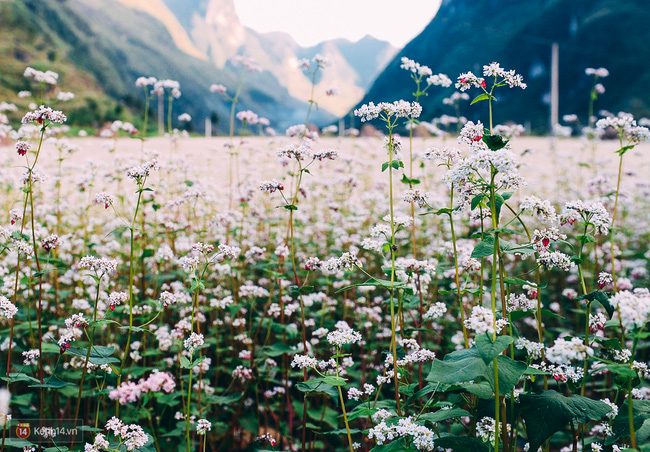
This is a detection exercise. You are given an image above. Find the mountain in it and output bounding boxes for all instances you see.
[0,0,396,132]
[159,0,398,117]
[1,0,331,133]
[353,0,650,133]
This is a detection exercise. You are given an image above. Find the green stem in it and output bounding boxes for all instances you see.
[628,380,637,449]
[449,188,469,348]
[489,169,501,452]
[387,123,402,416]
[609,147,624,292]
[116,182,146,415]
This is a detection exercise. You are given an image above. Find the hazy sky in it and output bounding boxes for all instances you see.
[233,0,442,48]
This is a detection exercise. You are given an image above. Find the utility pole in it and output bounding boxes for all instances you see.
[550,42,559,134]
[158,94,164,135]
[205,117,212,138]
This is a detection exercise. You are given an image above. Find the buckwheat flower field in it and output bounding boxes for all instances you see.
[0,59,649,452]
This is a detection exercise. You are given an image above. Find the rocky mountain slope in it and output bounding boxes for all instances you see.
[0,0,396,131]
[354,0,650,133]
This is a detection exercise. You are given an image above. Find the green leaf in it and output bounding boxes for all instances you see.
[66,345,120,364]
[323,427,362,435]
[609,400,650,445]
[470,93,493,105]
[180,356,191,369]
[434,435,490,451]
[577,234,596,244]
[524,366,549,376]
[419,407,471,423]
[1,438,35,448]
[475,333,513,364]
[322,376,347,386]
[482,134,509,151]
[541,308,565,319]
[261,343,294,357]
[617,144,635,156]
[30,374,75,389]
[381,161,390,172]
[426,348,487,384]
[370,441,409,452]
[574,291,614,317]
[90,319,121,328]
[296,380,339,406]
[347,406,377,422]
[470,194,486,210]
[427,207,454,216]
[502,277,543,288]
[500,239,535,255]
[463,381,494,399]
[1,372,40,384]
[190,356,206,368]
[282,204,298,211]
[204,393,242,406]
[603,364,637,379]
[335,277,404,293]
[519,390,612,452]
[471,234,495,259]
[485,355,527,394]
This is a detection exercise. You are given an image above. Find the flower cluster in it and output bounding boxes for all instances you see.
[196,419,211,435]
[231,55,263,73]
[464,306,509,335]
[0,296,18,319]
[609,290,650,332]
[277,144,312,161]
[135,76,157,88]
[596,112,650,144]
[455,71,485,91]
[109,371,176,405]
[326,328,362,347]
[520,196,557,224]
[41,234,61,252]
[209,83,227,94]
[152,79,181,98]
[354,101,422,122]
[126,158,160,182]
[24,67,59,84]
[184,332,205,353]
[21,105,67,125]
[291,354,318,369]
[259,179,284,193]
[537,251,575,271]
[105,417,149,451]
[236,110,259,125]
[561,200,611,235]
[368,416,436,451]
[95,192,114,209]
[15,141,30,156]
[482,62,526,88]
[79,256,118,275]
[531,227,566,252]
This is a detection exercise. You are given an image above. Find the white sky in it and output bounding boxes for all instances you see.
[233,0,442,48]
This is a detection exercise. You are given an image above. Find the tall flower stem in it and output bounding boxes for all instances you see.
[449,188,469,348]
[387,123,402,416]
[335,349,354,452]
[488,169,502,452]
[116,181,147,415]
[576,223,591,397]
[73,281,102,423]
[609,139,624,292]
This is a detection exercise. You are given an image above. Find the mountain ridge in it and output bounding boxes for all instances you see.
[353,0,650,132]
